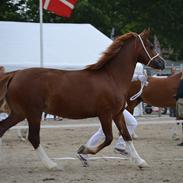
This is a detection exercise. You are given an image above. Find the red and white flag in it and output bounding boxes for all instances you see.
[43,0,78,17]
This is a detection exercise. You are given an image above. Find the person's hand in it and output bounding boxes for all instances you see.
[137,75,146,82]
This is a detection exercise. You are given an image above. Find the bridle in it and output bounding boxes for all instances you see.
[137,35,166,66]
[129,34,166,101]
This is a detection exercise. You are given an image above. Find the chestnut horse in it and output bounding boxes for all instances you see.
[126,72,182,114]
[0,30,165,170]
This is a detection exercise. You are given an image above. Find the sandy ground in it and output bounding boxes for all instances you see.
[0,115,183,183]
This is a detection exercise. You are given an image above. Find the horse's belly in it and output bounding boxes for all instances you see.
[47,99,97,119]
[143,95,176,107]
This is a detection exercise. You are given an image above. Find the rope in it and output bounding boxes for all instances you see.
[130,82,146,101]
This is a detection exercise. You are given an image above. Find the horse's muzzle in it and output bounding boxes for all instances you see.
[151,59,165,70]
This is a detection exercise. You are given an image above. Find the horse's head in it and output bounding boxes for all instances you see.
[137,29,165,70]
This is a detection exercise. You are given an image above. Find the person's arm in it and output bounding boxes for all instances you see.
[132,74,148,85]
[132,74,146,82]
[132,74,139,81]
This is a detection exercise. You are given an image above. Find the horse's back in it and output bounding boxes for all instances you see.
[6,68,116,118]
[142,74,181,107]
[7,67,90,101]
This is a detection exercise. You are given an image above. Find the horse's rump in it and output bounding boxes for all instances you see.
[0,72,16,101]
[142,74,181,107]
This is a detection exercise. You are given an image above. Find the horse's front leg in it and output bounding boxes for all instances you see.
[27,115,62,170]
[78,113,113,155]
[113,112,149,168]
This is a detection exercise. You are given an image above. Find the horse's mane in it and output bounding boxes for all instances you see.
[85,32,137,71]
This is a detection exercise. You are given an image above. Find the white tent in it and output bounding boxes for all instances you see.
[0,21,112,71]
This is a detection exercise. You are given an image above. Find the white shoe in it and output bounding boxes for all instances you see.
[172,133,180,140]
[114,148,129,156]
[132,132,138,139]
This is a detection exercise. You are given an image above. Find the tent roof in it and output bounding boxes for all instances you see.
[0,21,112,71]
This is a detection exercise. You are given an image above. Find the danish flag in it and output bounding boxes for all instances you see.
[43,0,78,17]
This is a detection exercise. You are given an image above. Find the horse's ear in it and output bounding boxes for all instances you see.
[140,28,151,39]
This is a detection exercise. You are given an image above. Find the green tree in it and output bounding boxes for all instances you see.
[1,0,183,60]
[0,0,24,21]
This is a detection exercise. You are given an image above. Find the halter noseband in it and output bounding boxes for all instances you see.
[138,34,161,66]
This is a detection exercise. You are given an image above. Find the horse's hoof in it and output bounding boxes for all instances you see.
[138,160,149,169]
[77,145,86,154]
[172,133,180,141]
[19,137,26,142]
[50,164,64,171]
[132,133,138,140]
[177,142,183,146]
[47,161,63,170]
[77,153,89,167]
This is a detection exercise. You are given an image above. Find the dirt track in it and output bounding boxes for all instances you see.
[0,115,183,183]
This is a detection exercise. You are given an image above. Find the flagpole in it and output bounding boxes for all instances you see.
[39,0,44,67]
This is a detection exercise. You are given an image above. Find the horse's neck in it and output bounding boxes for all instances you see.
[168,74,182,90]
[149,75,181,93]
[105,45,137,93]
[164,73,181,85]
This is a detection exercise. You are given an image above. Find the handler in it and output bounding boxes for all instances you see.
[77,66,148,166]
[175,70,183,146]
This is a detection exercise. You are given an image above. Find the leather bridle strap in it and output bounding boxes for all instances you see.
[138,34,160,66]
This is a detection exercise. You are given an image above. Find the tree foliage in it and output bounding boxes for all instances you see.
[1,0,183,60]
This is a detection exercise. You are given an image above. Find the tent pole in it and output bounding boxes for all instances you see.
[39,0,44,67]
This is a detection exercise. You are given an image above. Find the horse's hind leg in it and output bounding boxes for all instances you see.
[27,115,60,170]
[0,113,24,137]
[0,113,25,160]
[113,112,149,168]
[78,113,113,154]
[17,121,29,141]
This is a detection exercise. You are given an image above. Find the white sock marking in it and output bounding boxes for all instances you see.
[35,144,58,169]
[126,141,146,166]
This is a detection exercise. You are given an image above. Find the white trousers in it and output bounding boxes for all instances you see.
[86,109,137,150]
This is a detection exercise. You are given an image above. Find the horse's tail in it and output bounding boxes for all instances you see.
[0,71,17,102]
